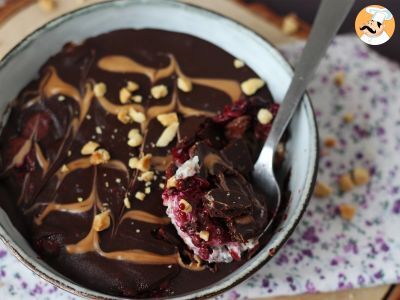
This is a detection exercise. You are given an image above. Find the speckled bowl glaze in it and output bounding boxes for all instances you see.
[0,0,318,299]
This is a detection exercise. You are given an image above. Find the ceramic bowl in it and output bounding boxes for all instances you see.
[0,0,319,299]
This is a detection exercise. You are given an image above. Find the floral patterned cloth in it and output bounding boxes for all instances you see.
[1,35,400,299]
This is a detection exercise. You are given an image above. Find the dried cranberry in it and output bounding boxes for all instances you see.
[198,247,210,260]
[229,250,241,261]
[22,112,52,141]
[224,115,251,140]
[213,100,248,123]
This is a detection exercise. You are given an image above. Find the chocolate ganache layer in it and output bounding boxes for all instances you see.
[0,29,284,297]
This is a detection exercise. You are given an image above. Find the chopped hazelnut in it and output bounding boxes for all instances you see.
[177,77,193,93]
[119,88,131,104]
[127,130,143,148]
[135,191,146,201]
[282,13,299,35]
[343,113,354,124]
[138,171,154,182]
[151,85,168,99]
[123,197,131,209]
[241,78,265,96]
[313,181,333,198]
[128,108,146,124]
[233,59,245,69]
[93,210,110,232]
[157,112,178,127]
[156,122,179,147]
[145,187,151,194]
[117,108,131,124]
[137,154,152,172]
[324,137,337,148]
[61,164,69,173]
[126,81,139,92]
[334,71,345,87]
[128,157,139,169]
[199,230,210,242]
[339,174,354,192]
[339,204,356,221]
[81,141,100,155]
[132,95,143,103]
[93,82,107,97]
[352,167,370,186]
[90,149,111,165]
[257,108,273,125]
[38,0,56,12]
[167,176,177,189]
[179,199,192,213]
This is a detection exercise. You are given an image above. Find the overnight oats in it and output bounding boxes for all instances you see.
[0,29,283,297]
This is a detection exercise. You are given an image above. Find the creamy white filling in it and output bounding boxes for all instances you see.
[175,156,200,179]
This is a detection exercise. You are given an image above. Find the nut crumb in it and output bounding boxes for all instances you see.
[145,187,151,194]
[77,197,83,202]
[123,197,131,209]
[60,164,69,173]
[324,137,337,148]
[257,108,273,125]
[117,108,131,124]
[156,122,179,147]
[38,0,56,12]
[334,71,345,87]
[81,141,100,155]
[129,108,146,124]
[95,126,102,135]
[151,85,168,99]
[137,154,152,172]
[93,82,107,97]
[58,95,66,102]
[157,113,178,127]
[313,181,333,198]
[339,174,354,192]
[167,176,177,189]
[119,88,131,104]
[177,77,193,93]
[352,167,370,186]
[132,95,143,103]
[126,81,139,92]
[138,171,154,182]
[159,183,165,189]
[90,149,111,165]
[339,204,356,221]
[233,59,245,69]
[241,78,265,96]
[128,157,139,169]
[179,199,192,213]
[127,129,143,147]
[199,230,210,241]
[135,191,146,201]
[343,113,354,123]
[93,210,110,232]
[282,13,299,35]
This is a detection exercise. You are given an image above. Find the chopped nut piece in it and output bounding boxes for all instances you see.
[137,154,152,172]
[38,0,56,12]
[58,95,66,102]
[93,82,107,97]
[81,141,100,155]
[343,113,354,124]
[93,210,110,232]
[138,171,154,182]
[159,183,165,189]
[119,87,131,104]
[177,77,193,93]
[128,108,146,124]
[339,174,354,192]
[257,108,273,125]
[199,230,210,241]
[313,181,333,198]
[135,191,146,201]
[60,164,69,173]
[324,137,337,148]
[117,108,131,124]
[167,176,177,189]
[233,59,245,69]
[77,197,83,202]
[126,81,139,92]
[145,187,151,194]
[179,199,192,213]
[282,13,299,35]
[90,149,111,165]
[339,204,356,221]
[95,126,102,135]
[128,157,139,169]
[132,95,143,103]
[157,112,178,127]
[127,130,143,148]
[123,197,131,209]
[241,78,265,96]
[334,71,345,87]
[352,167,370,186]
[156,122,179,147]
[151,84,168,99]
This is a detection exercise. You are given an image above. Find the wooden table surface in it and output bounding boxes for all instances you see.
[0,1,399,299]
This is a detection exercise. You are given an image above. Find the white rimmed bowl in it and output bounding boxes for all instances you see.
[0,0,319,299]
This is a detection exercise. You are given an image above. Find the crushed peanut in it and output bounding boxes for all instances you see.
[257,108,273,125]
[58,95,66,102]
[77,197,83,202]
[157,112,178,127]
[159,183,165,189]
[352,167,370,186]
[128,108,146,124]
[151,85,168,99]
[177,77,193,93]
[127,130,143,148]
[117,108,131,124]
[93,82,107,97]
[334,71,345,87]
[339,204,356,221]
[167,176,177,189]
[343,113,354,124]
[81,141,100,155]
[132,95,143,103]
[145,187,151,194]
[233,59,245,69]
[119,88,131,104]
[138,171,154,182]
[241,78,265,96]
[282,13,299,35]
[135,191,146,201]
[95,126,102,135]
[136,154,152,172]
[90,149,111,165]
[339,174,354,192]
[93,210,110,232]
[38,0,56,12]
[126,81,139,92]
[324,137,337,148]
[156,122,179,147]
[123,197,131,209]
[128,157,139,169]
[199,230,210,242]
[179,199,192,213]
[60,164,69,173]
[313,181,333,198]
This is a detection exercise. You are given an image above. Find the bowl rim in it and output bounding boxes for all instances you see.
[0,0,319,299]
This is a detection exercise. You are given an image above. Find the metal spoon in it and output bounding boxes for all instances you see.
[253,0,355,231]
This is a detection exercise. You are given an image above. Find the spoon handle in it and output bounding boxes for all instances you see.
[265,0,355,150]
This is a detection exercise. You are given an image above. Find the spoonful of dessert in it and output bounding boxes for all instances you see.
[253,0,355,231]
